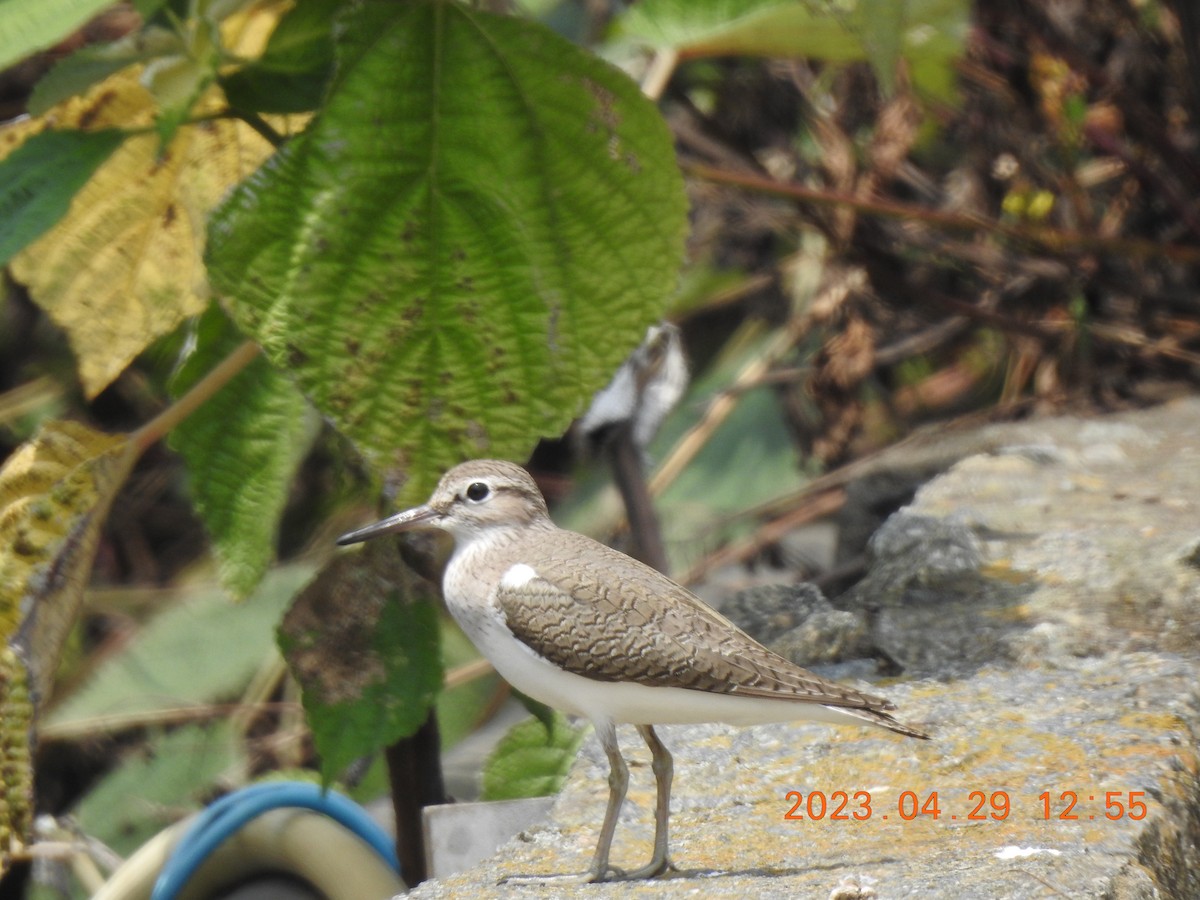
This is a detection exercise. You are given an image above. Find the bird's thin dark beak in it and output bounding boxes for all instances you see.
[336,504,440,545]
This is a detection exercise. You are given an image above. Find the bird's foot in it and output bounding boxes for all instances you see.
[611,855,676,881]
[498,865,627,886]
[498,857,677,884]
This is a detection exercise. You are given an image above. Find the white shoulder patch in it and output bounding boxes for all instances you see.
[500,563,539,590]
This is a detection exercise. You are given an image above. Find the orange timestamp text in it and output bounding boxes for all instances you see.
[782,790,1149,822]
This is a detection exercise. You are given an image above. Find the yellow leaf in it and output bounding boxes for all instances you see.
[0,646,33,879]
[0,2,300,397]
[0,419,138,704]
[7,69,277,397]
[0,419,137,875]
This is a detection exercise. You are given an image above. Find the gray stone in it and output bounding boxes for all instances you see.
[714,581,876,671]
[767,607,871,667]
[717,582,834,645]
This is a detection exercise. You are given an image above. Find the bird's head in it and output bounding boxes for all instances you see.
[336,459,550,545]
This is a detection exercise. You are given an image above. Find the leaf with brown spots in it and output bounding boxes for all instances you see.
[0,419,138,874]
[207,0,688,501]
[278,540,443,782]
[0,420,138,703]
[4,69,278,397]
[0,647,33,879]
[3,3,297,397]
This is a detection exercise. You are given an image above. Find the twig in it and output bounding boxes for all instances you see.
[874,316,972,366]
[1084,322,1200,366]
[132,339,261,451]
[607,423,670,573]
[444,657,494,689]
[224,108,287,148]
[682,161,1200,264]
[641,48,679,102]
[38,700,300,742]
[649,318,811,499]
[680,488,845,586]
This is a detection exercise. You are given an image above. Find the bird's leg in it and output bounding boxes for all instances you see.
[499,719,629,885]
[616,724,675,880]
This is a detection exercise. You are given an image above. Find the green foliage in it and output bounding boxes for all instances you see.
[622,0,864,61]
[620,0,969,101]
[169,308,319,599]
[513,689,558,735]
[76,722,246,857]
[0,0,116,72]
[298,595,444,780]
[45,565,310,730]
[219,0,340,113]
[26,29,179,115]
[859,0,907,94]
[277,546,445,783]
[0,129,126,266]
[481,712,587,801]
[207,0,689,502]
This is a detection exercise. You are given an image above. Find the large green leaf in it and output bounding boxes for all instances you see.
[45,565,312,731]
[0,0,116,72]
[75,722,245,857]
[620,0,968,101]
[278,543,444,781]
[621,0,864,61]
[207,0,688,499]
[0,129,126,267]
[481,712,586,801]
[169,307,319,599]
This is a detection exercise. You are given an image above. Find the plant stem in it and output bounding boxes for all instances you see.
[641,48,678,102]
[227,108,288,148]
[132,339,261,452]
[607,422,670,574]
[682,161,1200,264]
[386,714,447,887]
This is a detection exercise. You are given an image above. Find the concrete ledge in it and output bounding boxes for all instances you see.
[409,398,1200,898]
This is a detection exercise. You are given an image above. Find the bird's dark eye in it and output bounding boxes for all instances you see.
[465,482,490,502]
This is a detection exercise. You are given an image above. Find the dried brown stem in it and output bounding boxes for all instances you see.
[682,161,1200,264]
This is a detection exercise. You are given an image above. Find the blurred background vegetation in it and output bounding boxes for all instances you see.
[2,0,1199,895]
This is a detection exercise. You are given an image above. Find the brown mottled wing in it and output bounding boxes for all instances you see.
[496,530,920,735]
